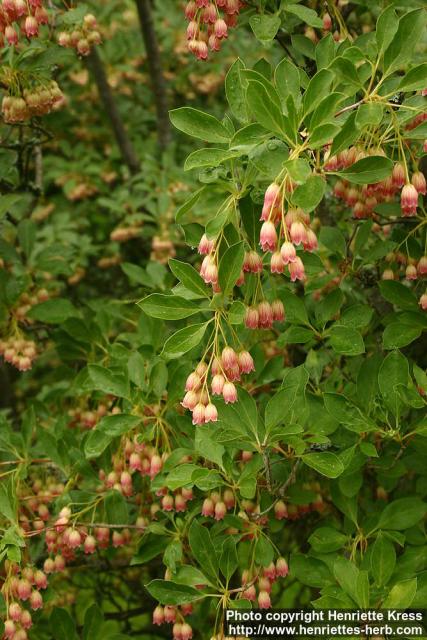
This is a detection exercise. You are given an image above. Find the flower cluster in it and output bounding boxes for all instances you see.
[1,81,63,123]
[240,557,289,609]
[184,0,243,59]
[153,604,194,640]
[326,148,426,219]
[244,299,285,330]
[57,13,101,56]
[0,0,48,47]
[182,347,255,425]
[0,337,37,371]
[259,180,319,282]
[201,489,235,520]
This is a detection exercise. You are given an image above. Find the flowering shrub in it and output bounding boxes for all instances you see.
[0,1,426,639]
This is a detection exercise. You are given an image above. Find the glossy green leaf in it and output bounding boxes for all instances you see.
[170,107,231,143]
[162,322,208,359]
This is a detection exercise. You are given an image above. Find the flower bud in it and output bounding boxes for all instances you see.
[289,257,305,282]
[214,501,227,521]
[401,184,419,216]
[271,299,285,322]
[245,306,259,329]
[29,590,43,610]
[412,171,426,195]
[276,557,289,577]
[153,605,165,625]
[205,403,218,423]
[238,351,255,374]
[260,221,277,252]
[211,374,225,395]
[202,498,215,517]
[222,382,237,404]
[192,403,206,425]
[258,590,271,609]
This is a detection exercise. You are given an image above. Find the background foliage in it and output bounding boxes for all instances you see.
[0,1,426,639]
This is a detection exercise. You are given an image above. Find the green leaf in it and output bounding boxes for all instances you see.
[334,557,361,606]
[302,452,344,478]
[249,14,281,43]
[399,63,427,92]
[0,483,15,523]
[265,366,308,430]
[164,540,183,573]
[246,80,285,138]
[165,464,199,491]
[315,34,335,70]
[188,520,219,584]
[87,365,129,398]
[284,4,322,28]
[384,9,426,72]
[309,123,340,149]
[378,498,426,531]
[284,158,311,184]
[324,393,376,433]
[291,34,315,60]
[378,350,409,415]
[291,175,326,211]
[50,608,77,640]
[17,219,36,257]
[104,490,128,525]
[339,156,393,184]
[195,427,224,468]
[220,538,238,581]
[382,578,417,609]
[280,291,309,325]
[84,430,112,459]
[376,5,398,55]
[383,323,422,349]
[379,280,419,310]
[319,226,346,258]
[290,554,333,588]
[145,580,202,605]
[330,56,361,87]
[309,93,344,130]
[170,107,231,143]
[315,289,344,326]
[226,58,248,122]
[330,111,359,156]
[83,604,103,640]
[0,194,22,220]
[274,58,300,104]
[138,294,202,320]
[329,325,365,356]
[162,322,208,359]
[355,103,384,128]
[96,414,140,437]
[132,534,170,565]
[254,536,274,567]
[371,534,396,588]
[27,298,78,324]
[309,527,347,553]
[176,187,206,224]
[218,241,245,296]
[184,148,239,171]
[169,259,210,298]
[303,69,334,118]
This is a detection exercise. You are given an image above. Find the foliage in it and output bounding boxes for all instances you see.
[0,1,426,639]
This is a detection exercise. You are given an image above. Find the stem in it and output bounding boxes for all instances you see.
[135,0,171,151]
[86,48,141,175]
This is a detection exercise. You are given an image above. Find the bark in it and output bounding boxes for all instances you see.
[135,0,171,151]
[86,49,141,175]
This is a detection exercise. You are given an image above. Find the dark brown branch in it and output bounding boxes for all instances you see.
[86,48,141,175]
[135,0,171,151]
